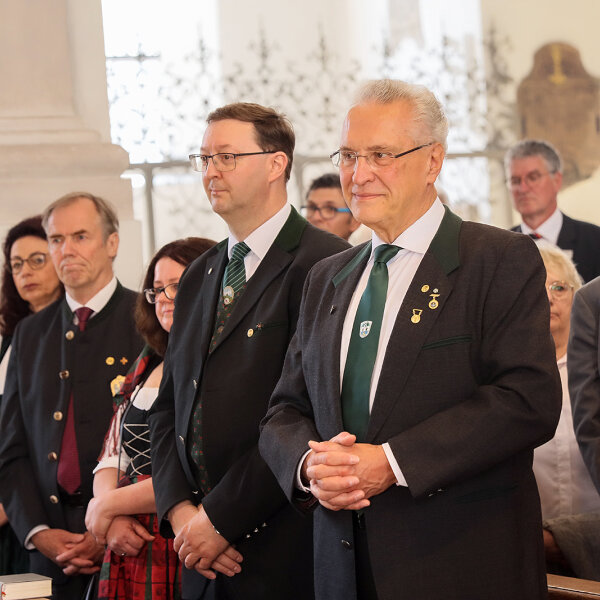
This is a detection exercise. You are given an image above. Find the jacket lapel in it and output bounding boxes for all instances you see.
[209,207,307,354]
[197,244,228,355]
[318,242,372,435]
[366,207,462,441]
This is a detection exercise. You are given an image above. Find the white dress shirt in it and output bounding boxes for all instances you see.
[520,207,563,245]
[227,203,292,281]
[533,354,600,520]
[296,199,445,490]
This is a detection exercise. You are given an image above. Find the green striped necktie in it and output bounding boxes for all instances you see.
[341,244,400,441]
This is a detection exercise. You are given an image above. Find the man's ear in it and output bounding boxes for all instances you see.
[426,143,445,183]
[268,151,288,183]
[106,231,119,259]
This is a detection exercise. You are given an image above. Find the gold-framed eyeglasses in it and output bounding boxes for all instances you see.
[330,143,433,169]
[9,252,50,274]
[546,280,573,299]
[508,170,556,189]
[189,151,276,173]
[144,283,179,304]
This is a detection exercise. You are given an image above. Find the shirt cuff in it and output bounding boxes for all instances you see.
[93,453,130,474]
[382,442,407,487]
[295,449,312,492]
[25,524,50,550]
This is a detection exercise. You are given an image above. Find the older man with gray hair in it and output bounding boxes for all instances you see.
[260,80,561,600]
[506,139,600,282]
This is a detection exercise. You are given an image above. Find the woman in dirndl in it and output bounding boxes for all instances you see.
[85,237,214,600]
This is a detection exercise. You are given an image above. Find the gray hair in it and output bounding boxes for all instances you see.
[504,139,562,178]
[42,192,119,241]
[537,241,583,292]
[353,79,449,150]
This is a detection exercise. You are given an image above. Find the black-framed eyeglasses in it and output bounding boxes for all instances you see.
[508,170,556,189]
[144,283,179,304]
[189,151,276,173]
[330,143,433,169]
[546,280,573,300]
[9,252,50,274]
[300,205,351,221]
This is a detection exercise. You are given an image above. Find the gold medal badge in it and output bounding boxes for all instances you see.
[110,374,126,397]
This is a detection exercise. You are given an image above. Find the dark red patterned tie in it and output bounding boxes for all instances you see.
[57,307,93,494]
[528,232,542,240]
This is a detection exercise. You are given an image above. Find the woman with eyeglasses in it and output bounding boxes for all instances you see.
[0,215,63,575]
[86,237,214,600]
[533,242,600,576]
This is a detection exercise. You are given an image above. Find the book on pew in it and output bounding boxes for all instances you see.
[0,573,52,600]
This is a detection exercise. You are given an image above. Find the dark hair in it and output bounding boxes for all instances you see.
[1,216,62,336]
[42,192,119,241]
[135,237,216,356]
[207,102,295,182]
[307,173,342,198]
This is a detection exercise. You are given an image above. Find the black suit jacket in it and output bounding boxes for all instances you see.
[512,212,600,282]
[261,208,561,600]
[0,283,143,582]
[148,207,349,599]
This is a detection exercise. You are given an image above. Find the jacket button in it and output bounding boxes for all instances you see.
[341,539,353,550]
[65,330,75,340]
[49,495,59,504]
[48,452,57,461]
[58,370,70,380]
[53,411,63,421]
[247,329,254,338]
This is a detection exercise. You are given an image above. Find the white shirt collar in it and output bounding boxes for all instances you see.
[65,276,118,317]
[521,208,563,245]
[227,203,292,261]
[371,198,445,258]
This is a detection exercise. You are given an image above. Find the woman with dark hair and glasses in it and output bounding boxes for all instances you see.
[0,215,63,574]
[86,237,215,600]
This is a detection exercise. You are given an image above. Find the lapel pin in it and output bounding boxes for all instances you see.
[428,294,440,310]
[223,286,234,305]
[120,357,128,365]
[208,267,213,275]
[411,309,423,324]
[421,285,430,293]
[330,305,336,314]
[105,356,115,366]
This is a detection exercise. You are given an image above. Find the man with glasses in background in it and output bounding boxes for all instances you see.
[301,173,360,241]
[506,139,600,282]
[260,80,561,600]
[148,102,349,600]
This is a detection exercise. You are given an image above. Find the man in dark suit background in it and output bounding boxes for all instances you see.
[147,102,349,599]
[0,193,143,599]
[506,139,600,282]
[259,80,561,600]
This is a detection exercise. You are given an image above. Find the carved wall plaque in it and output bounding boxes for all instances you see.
[517,42,600,186]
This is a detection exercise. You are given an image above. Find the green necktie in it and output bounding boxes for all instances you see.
[341,244,400,441]
[222,241,251,305]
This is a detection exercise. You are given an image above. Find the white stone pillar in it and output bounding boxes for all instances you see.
[0,0,142,289]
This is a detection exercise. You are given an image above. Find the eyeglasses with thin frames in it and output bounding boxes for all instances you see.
[546,280,573,300]
[300,205,351,220]
[144,283,179,304]
[508,170,556,190]
[9,252,50,274]
[189,151,276,173]
[330,143,433,169]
